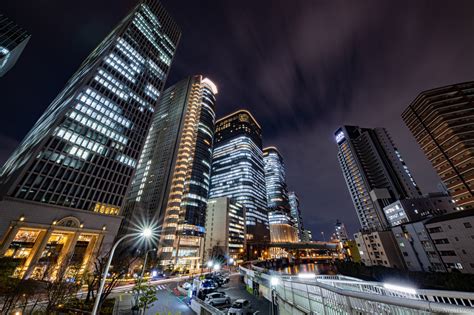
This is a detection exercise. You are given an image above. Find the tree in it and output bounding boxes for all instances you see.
[132,281,158,314]
[43,254,82,313]
[208,242,226,266]
[0,257,47,314]
[84,250,139,311]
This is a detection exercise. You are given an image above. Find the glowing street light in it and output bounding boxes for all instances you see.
[91,227,155,315]
[270,276,279,287]
[213,264,221,271]
[142,227,152,238]
[298,273,316,279]
[270,276,279,315]
[207,260,214,268]
[383,283,417,295]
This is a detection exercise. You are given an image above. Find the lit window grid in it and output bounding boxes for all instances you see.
[0,1,180,212]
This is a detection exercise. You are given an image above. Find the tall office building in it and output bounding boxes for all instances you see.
[209,110,270,243]
[0,0,180,279]
[335,126,421,231]
[122,75,217,270]
[402,82,474,210]
[204,197,246,263]
[288,191,303,241]
[263,147,290,211]
[0,14,30,77]
[334,220,349,243]
[263,147,296,242]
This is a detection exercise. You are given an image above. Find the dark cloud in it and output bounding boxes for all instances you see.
[1,0,474,238]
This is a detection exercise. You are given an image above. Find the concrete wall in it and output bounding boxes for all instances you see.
[426,214,474,273]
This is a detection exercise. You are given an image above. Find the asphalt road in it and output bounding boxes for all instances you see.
[114,282,194,315]
[217,274,271,315]
[113,273,270,315]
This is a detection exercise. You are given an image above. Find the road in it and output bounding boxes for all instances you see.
[218,274,270,315]
[113,282,193,315]
[114,273,270,315]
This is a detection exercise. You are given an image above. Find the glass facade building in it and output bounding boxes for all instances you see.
[209,110,270,243]
[0,14,30,77]
[335,126,421,231]
[263,147,290,211]
[0,0,180,279]
[288,191,304,241]
[122,75,217,270]
[263,147,296,242]
[402,81,474,210]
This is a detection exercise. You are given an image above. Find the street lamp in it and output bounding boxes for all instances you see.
[270,277,279,315]
[140,248,157,280]
[91,227,154,315]
[213,264,220,272]
[207,260,213,273]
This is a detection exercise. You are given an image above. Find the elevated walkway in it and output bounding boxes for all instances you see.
[239,265,474,314]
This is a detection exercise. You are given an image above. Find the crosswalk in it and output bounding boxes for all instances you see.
[156,285,168,291]
[124,284,168,294]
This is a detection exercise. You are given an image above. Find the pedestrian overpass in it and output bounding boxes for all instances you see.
[239,264,474,314]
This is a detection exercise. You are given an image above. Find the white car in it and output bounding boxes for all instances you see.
[228,299,253,315]
[204,292,231,306]
[181,282,192,290]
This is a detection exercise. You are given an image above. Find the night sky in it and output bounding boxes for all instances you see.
[2,0,474,238]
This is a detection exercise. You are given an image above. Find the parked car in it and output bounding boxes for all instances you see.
[181,282,192,290]
[198,287,216,300]
[205,274,229,286]
[204,292,231,306]
[228,299,253,315]
[201,279,218,290]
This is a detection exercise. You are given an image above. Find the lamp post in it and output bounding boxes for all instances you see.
[91,228,153,315]
[206,260,213,273]
[270,277,279,315]
[140,248,157,280]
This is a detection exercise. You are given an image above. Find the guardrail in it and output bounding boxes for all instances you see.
[190,297,225,315]
[239,265,474,314]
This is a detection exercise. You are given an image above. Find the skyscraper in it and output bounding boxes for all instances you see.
[263,147,289,211]
[263,147,296,242]
[402,81,474,210]
[0,0,180,279]
[334,220,349,243]
[335,126,421,230]
[122,75,217,270]
[288,191,304,240]
[0,14,30,77]
[209,110,269,243]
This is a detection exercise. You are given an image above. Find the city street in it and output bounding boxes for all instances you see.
[113,273,271,315]
[213,274,271,315]
[113,283,193,315]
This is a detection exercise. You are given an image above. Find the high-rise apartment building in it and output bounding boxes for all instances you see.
[0,0,180,279]
[204,197,246,263]
[402,82,474,210]
[209,110,269,243]
[335,126,421,231]
[0,14,30,77]
[122,75,217,270]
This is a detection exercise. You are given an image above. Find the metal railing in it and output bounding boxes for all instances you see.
[240,265,474,314]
